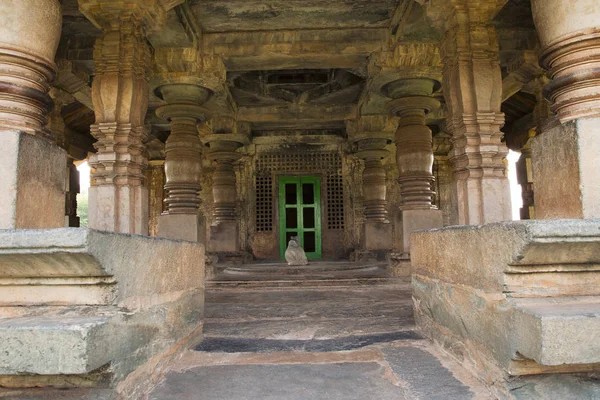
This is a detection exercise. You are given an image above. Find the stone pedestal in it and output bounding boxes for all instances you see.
[0,0,65,229]
[361,221,393,251]
[402,209,443,252]
[208,221,239,253]
[158,214,206,243]
[532,118,600,219]
[0,132,66,229]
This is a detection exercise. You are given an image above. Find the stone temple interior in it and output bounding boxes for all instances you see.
[1,0,600,399]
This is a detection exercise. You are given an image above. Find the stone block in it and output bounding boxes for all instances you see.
[0,131,66,229]
[532,118,600,219]
[0,316,111,375]
[513,298,600,366]
[208,221,239,253]
[0,228,206,385]
[411,219,600,389]
[361,221,392,250]
[402,209,443,252]
[158,213,206,243]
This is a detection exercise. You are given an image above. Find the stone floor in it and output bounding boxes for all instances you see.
[149,262,495,400]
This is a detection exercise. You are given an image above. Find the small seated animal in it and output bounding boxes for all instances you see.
[285,236,308,266]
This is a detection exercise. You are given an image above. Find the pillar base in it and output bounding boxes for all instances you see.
[0,131,66,229]
[402,209,443,252]
[158,213,205,243]
[207,221,239,253]
[361,221,393,251]
[533,118,600,219]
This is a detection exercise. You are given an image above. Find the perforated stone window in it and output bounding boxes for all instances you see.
[255,152,344,232]
[255,170,273,232]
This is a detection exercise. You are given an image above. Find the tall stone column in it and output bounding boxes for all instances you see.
[516,142,534,220]
[384,78,443,252]
[204,136,246,252]
[439,3,511,225]
[156,84,211,242]
[354,139,393,251]
[86,15,152,234]
[0,0,67,229]
[530,0,600,219]
[147,160,166,236]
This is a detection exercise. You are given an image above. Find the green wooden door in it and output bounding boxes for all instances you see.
[279,176,322,260]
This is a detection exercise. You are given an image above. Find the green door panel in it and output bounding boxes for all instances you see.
[279,176,322,259]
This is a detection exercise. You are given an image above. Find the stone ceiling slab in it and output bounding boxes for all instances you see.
[189,0,397,32]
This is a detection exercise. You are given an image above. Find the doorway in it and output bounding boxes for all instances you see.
[278,176,322,260]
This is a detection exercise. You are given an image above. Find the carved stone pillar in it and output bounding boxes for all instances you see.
[384,78,443,252]
[530,0,600,219]
[204,135,246,252]
[439,4,511,225]
[147,160,165,237]
[354,138,393,251]
[87,15,151,234]
[156,83,211,242]
[0,0,67,229]
[516,144,534,220]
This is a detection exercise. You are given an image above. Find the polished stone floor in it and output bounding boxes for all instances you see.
[149,263,494,399]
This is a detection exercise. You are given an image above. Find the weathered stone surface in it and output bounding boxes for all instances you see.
[382,347,475,400]
[402,209,442,252]
[0,132,67,230]
[0,316,111,375]
[411,220,600,395]
[151,363,407,400]
[533,118,600,219]
[361,221,392,250]
[158,214,206,244]
[208,221,239,253]
[0,228,205,385]
[513,298,600,366]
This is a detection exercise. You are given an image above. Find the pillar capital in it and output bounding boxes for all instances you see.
[0,0,62,140]
[533,0,600,122]
[77,0,174,32]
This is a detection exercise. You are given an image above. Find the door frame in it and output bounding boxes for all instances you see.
[278,176,322,260]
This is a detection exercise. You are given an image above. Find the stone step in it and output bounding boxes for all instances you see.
[0,315,114,376]
[220,262,387,277]
[194,331,423,353]
[208,277,407,289]
[513,297,600,366]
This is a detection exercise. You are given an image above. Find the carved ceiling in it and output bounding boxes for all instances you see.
[54,0,542,150]
[229,69,365,107]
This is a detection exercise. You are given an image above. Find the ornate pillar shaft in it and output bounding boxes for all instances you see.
[147,160,165,236]
[362,157,389,222]
[156,84,211,242]
[440,5,511,225]
[204,134,247,253]
[0,0,66,229]
[530,0,600,219]
[212,157,237,222]
[395,109,436,210]
[516,147,534,220]
[163,116,203,213]
[87,16,151,234]
[354,140,393,252]
[384,78,443,252]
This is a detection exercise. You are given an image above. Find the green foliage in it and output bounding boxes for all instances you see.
[77,193,88,227]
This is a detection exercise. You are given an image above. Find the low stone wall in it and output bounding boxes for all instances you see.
[0,228,205,397]
[411,220,600,399]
